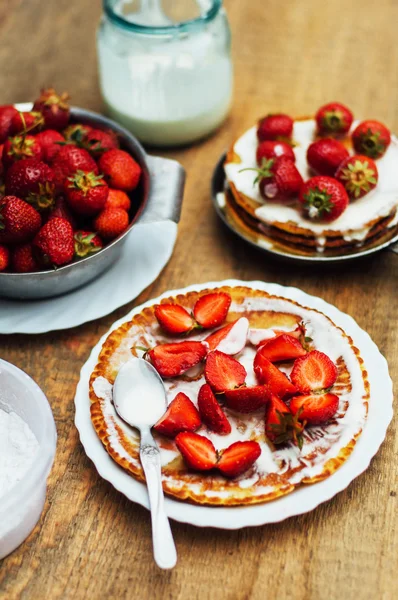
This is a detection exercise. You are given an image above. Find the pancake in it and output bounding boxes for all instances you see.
[89,285,369,506]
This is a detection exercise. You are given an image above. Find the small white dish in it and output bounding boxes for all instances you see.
[0,360,57,559]
[74,280,393,530]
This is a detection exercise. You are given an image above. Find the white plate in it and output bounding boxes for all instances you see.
[74,280,393,529]
[0,221,177,334]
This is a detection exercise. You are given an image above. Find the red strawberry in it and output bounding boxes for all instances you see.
[2,135,43,168]
[224,385,269,413]
[0,144,4,177]
[315,102,354,136]
[52,146,98,188]
[63,123,92,144]
[290,350,338,393]
[257,114,294,142]
[0,105,18,143]
[105,188,131,211]
[253,353,298,398]
[93,207,129,241]
[5,159,55,211]
[48,196,77,229]
[205,317,249,355]
[289,392,339,424]
[149,341,207,378]
[256,140,296,166]
[197,384,231,434]
[98,149,141,192]
[74,230,103,259]
[218,441,261,477]
[307,138,349,176]
[84,128,119,157]
[35,130,65,163]
[175,432,218,471]
[154,392,201,438]
[245,157,303,202]
[352,120,391,159]
[205,320,239,351]
[12,243,39,273]
[193,292,231,329]
[155,304,195,334]
[336,155,378,199]
[0,244,10,271]
[10,111,44,135]
[65,170,109,216]
[0,196,41,244]
[257,334,306,363]
[299,176,349,222]
[265,394,304,447]
[205,350,247,393]
[33,88,70,130]
[33,217,74,267]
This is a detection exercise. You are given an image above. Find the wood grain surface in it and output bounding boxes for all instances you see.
[0,1,397,598]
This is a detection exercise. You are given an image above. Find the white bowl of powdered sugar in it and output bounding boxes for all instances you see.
[0,359,56,559]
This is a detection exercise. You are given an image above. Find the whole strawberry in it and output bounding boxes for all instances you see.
[48,196,77,229]
[12,243,39,273]
[52,145,98,188]
[299,176,349,222]
[93,207,129,240]
[83,129,119,157]
[245,156,303,202]
[315,102,354,136]
[336,155,378,199]
[256,140,295,166]
[63,123,92,144]
[307,138,349,176]
[74,230,103,259]
[65,170,109,216]
[352,120,391,159]
[257,114,294,142]
[33,217,74,267]
[98,149,141,191]
[0,195,41,244]
[0,105,18,143]
[0,244,10,271]
[5,159,55,211]
[33,88,70,130]
[10,111,44,135]
[35,129,65,163]
[105,188,131,211]
[2,135,43,168]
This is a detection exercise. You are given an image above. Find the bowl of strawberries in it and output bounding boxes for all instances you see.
[0,88,185,299]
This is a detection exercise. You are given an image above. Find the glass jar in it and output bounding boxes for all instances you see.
[97,0,233,147]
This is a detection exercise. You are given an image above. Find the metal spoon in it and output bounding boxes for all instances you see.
[113,358,177,570]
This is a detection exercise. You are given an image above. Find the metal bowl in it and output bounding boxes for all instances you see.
[0,104,185,299]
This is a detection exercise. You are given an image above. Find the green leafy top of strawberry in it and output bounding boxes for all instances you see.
[303,186,333,219]
[67,170,105,195]
[339,158,377,198]
[240,158,275,185]
[269,407,305,449]
[25,181,55,211]
[320,109,347,132]
[356,129,387,159]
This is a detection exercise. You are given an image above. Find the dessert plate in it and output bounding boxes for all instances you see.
[74,280,393,529]
[0,221,177,334]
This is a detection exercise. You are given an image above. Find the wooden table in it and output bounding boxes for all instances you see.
[0,1,397,598]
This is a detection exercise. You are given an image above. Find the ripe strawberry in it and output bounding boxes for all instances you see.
[224,385,269,413]
[299,176,349,222]
[105,188,131,211]
[33,217,74,267]
[289,392,339,425]
[33,88,70,130]
[0,105,18,143]
[265,394,304,448]
[84,128,119,157]
[315,102,354,136]
[197,384,231,434]
[245,157,303,202]
[149,341,207,378]
[193,292,231,329]
[2,135,43,168]
[253,353,298,398]
[218,441,261,477]
[175,432,218,471]
[205,320,239,351]
[63,123,92,144]
[205,350,247,393]
[205,317,249,355]
[35,129,65,163]
[336,155,378,199]
[154,392,201,438]
[48,196,77,229]
[256,140,295,166]
[10,111,44,135]
[257,114,294,142]
[0,244,10,271]
[0,196,41,244]
[5,159,55,211]
[93,207,129,241]
[74,230,103,259]
[257,334,306,363]
[352,120,391,159]
[65,170,109,216]
[52,146,98,188]
[290,350,338,393]
[98,149,141,191]
[307,138,349,176]
[155,303,195,334]
[12,243,39,273]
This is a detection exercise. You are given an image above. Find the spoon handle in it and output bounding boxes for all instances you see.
[140,429,177,569]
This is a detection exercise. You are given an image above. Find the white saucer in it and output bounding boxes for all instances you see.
[0,221,177,334]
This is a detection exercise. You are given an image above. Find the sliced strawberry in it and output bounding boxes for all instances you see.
[204,350,247,393]
[149,341,207,378]
[289,392,339,425]
[155,303,195,335]
[224,385,269,413]
[175,432,218,471]
[257,334,307,363]
[197,384,231,434]
[218,441,261,478]
[253,353,298,398]
[205,317,249,355]
[265,394,304,448]
[290,350,337,392]
[154,392,201,437]
[193,292,231,329]
[205,320,238,351]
